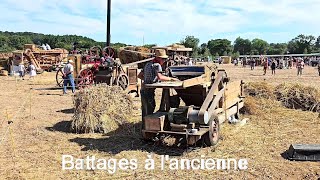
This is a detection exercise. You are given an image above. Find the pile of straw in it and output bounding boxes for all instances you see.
[243,82,275,99]
[119,46,151,64]
[275,83,320,112]
[243,82,320,113]
[71,84,133,134]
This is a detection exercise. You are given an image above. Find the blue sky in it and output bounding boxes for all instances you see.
[0,0,320,46]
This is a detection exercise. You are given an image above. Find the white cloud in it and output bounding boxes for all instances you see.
[0,0,319,45]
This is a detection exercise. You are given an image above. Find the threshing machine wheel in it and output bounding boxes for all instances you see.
[56,67,64,87]
[116,73,129,90]
[203,117,220,146]
[77,69,94,88]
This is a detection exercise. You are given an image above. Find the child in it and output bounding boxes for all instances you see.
[28,62,36,80]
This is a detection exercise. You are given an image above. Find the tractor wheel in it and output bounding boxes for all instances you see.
[203,117,220,147]
[116,73,129,90]
[56,67,64,87]
[103,46,115,58]
[78,69,94,89]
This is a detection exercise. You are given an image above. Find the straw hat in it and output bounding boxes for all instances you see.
[155,49,168,58]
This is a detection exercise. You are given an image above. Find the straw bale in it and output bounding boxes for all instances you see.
[71,84,133,134]
[119,46,151,64]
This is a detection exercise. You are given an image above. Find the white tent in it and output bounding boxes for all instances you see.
[46,43,51,50]
[41,44,47,50]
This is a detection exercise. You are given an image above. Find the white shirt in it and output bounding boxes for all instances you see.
[18,64,25,71]
[63,63,74,74]
[29,65,36,76]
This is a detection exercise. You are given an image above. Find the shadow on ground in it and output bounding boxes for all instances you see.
[56,108,74,114]
[45,120,72,133]
[71,122,194,156]
[47,120,205,156]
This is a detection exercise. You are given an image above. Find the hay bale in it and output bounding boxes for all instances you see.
[244,82,275,99]
[275,83,320,112]
[71,84,133,134]
[119,46,151,64]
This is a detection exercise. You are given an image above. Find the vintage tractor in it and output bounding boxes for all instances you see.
[142,63,245,147]
[55,47,139,93]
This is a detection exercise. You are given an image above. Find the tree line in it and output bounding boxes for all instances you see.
[0,31,130,52]
[1,31,320,58]
[181,35,320,58]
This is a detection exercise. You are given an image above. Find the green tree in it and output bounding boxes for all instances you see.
[267,43,287,55]
[203,47,211,58]
[251,38,269,55]
[192,50,199,58]
[181,36,200,54]
[287,34,315,54]
[142,44,156,49]
[199,43,207,54]
[233,37,251,55]
[232,51,240,59]
[207,39,232,56]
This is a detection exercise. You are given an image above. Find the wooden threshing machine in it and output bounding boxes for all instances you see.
[142,64,245,146]
[11,44,68,72]
[55,47,140,93]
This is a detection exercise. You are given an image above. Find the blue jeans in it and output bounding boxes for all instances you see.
[140,88,155,129]
[63,74,75,94]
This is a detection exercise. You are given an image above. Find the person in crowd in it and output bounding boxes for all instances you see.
[296,58,304,76]
[250,59,255,70]
[263,59,268,75]
[271,60,276,75]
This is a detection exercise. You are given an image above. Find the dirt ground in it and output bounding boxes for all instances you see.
[0,64,319,179]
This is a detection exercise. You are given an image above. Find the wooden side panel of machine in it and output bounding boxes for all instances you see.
[224,81,242,109]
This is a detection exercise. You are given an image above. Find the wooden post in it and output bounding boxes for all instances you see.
[159,89,170,112]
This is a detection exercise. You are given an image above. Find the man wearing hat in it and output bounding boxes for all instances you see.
[138,49,179,129]
[62,59,75,94]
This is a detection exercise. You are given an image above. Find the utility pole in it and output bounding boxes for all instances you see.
[106,0,111,47]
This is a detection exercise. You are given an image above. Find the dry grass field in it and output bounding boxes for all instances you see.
[0,65,319,179]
